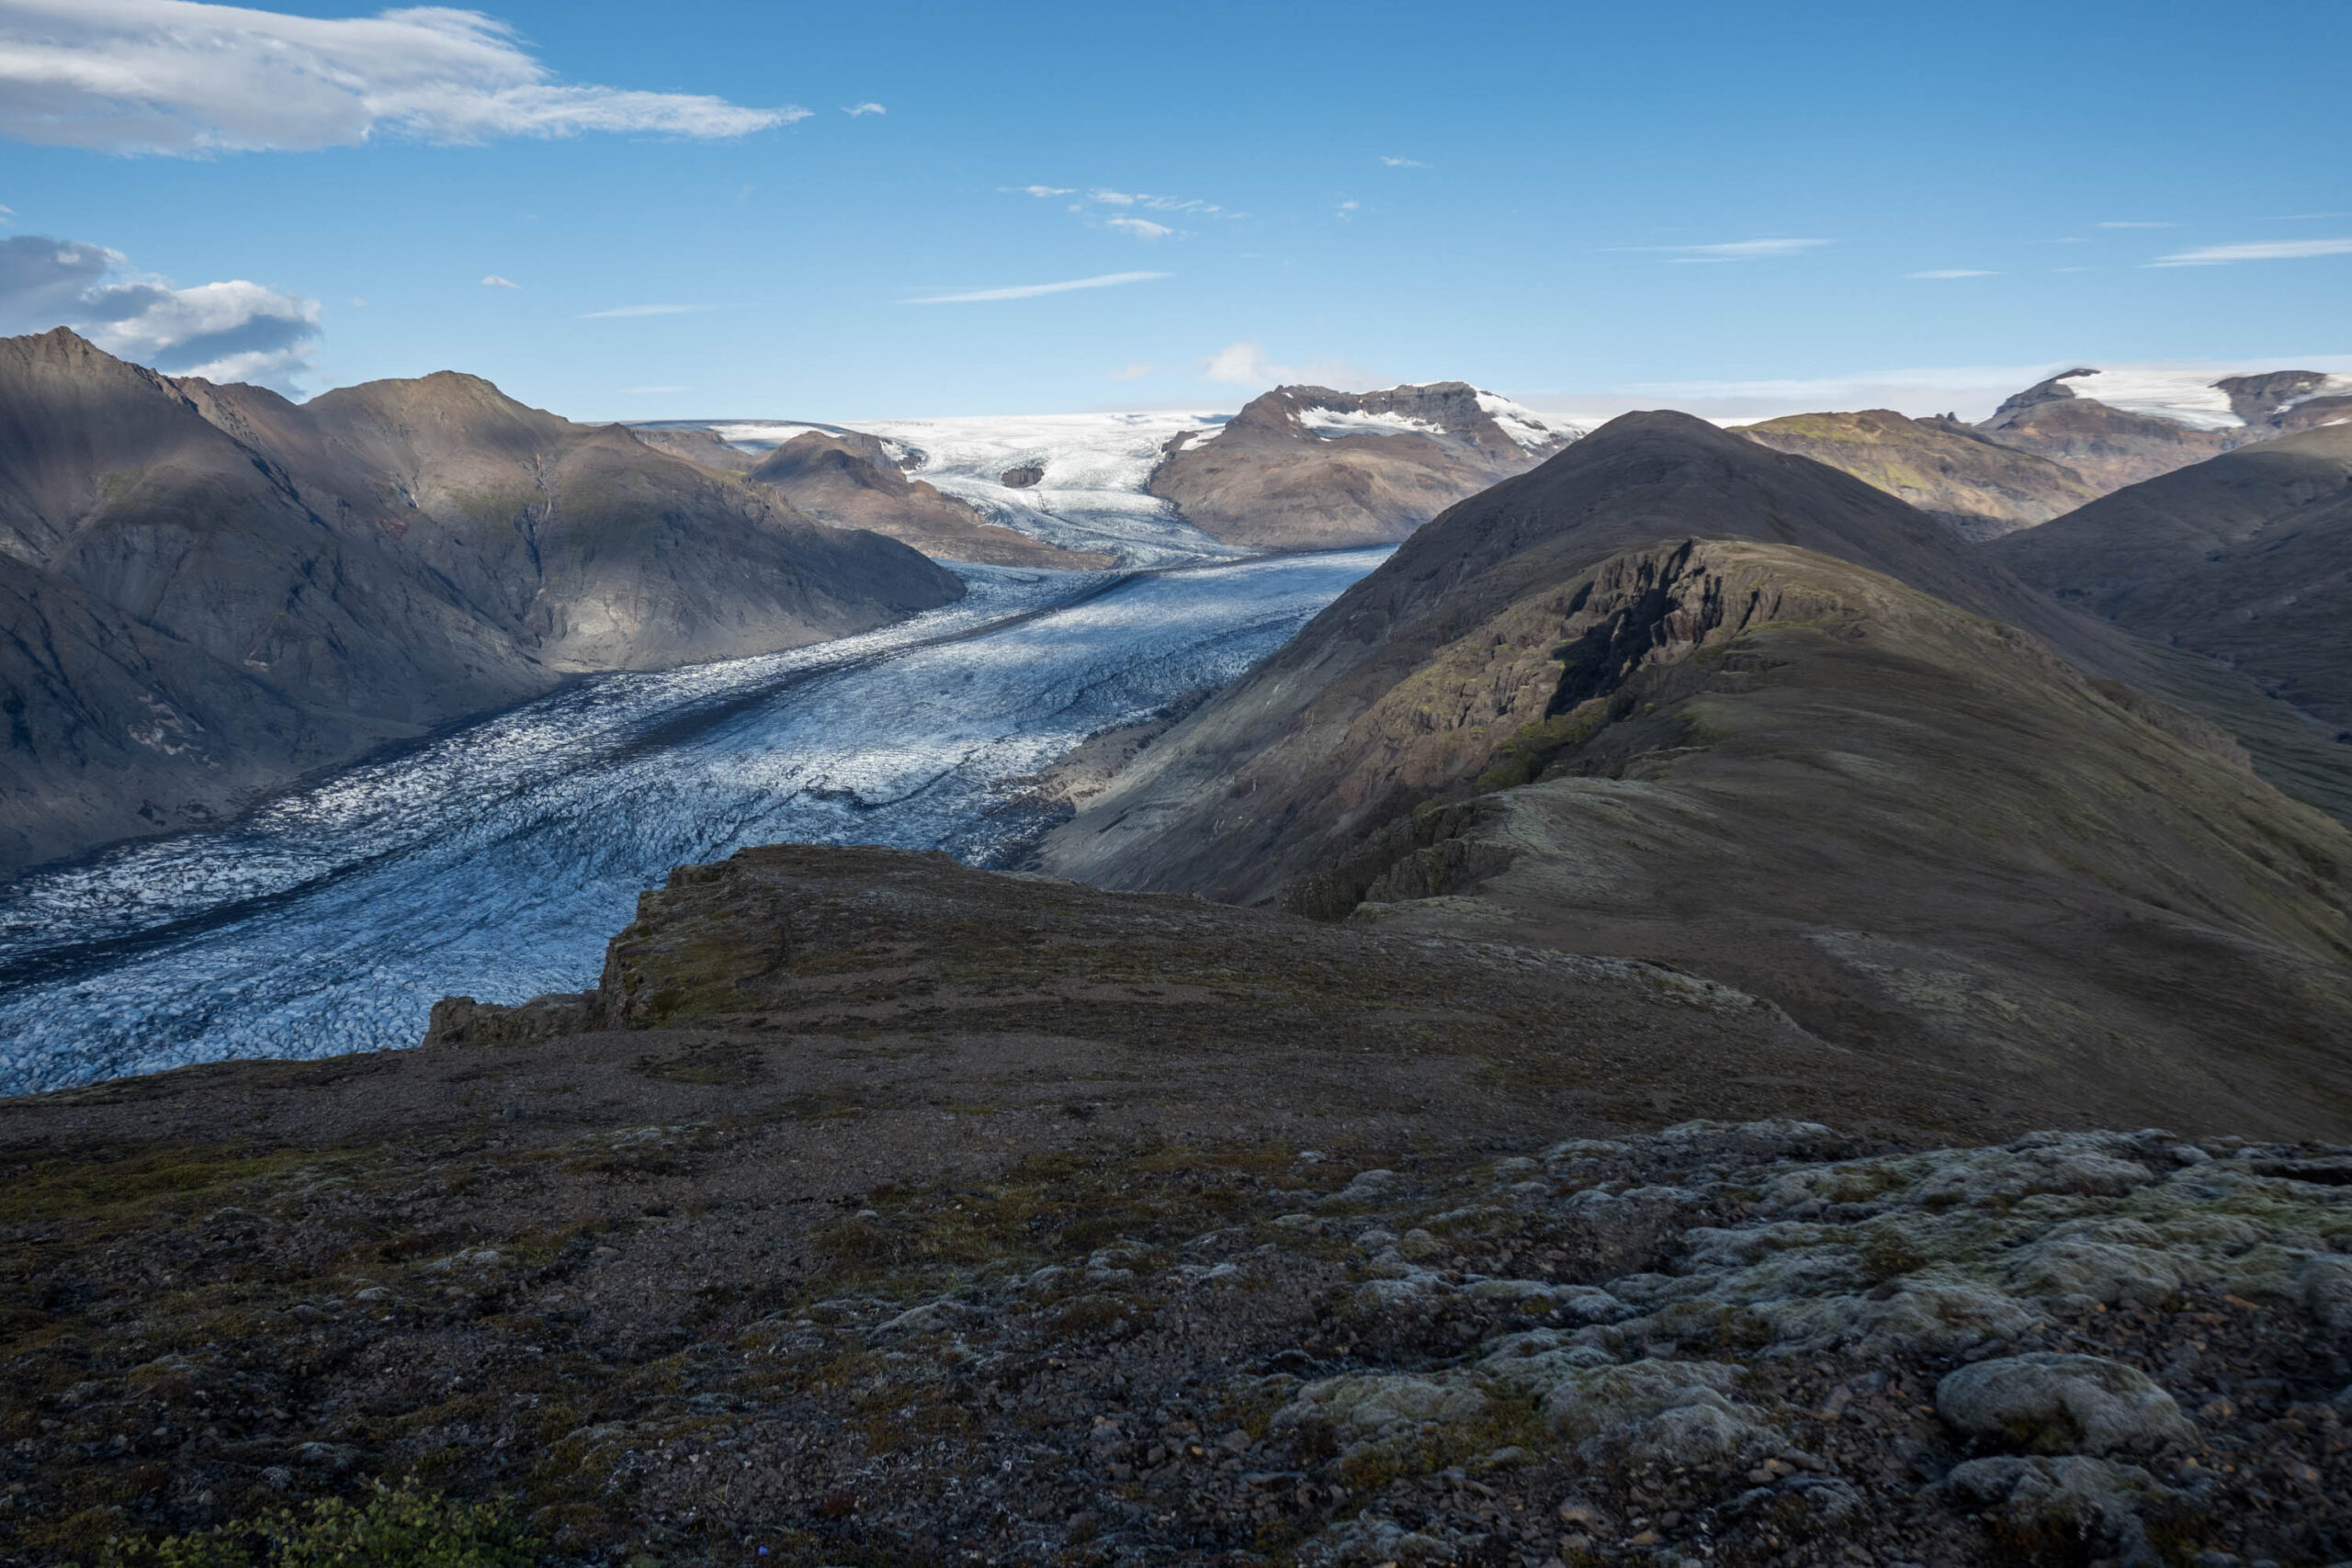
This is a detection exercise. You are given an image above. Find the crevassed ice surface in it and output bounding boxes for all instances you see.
[855,412,1248,565]
[0,551,1385,1093]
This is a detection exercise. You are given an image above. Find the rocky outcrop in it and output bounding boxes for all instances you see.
[746,431,1114,569]
[1737,408,2098,539]
[1039,413,2352,1129]
[1147,381,1577,549]
[0,329,965,872]
[1993,422,2352,739]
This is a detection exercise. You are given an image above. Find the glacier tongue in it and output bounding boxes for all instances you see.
[0,552,1384,1093]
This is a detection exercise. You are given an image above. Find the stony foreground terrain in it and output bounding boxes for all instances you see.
[5,1110,2349,1567]
[4,846,2349,1565]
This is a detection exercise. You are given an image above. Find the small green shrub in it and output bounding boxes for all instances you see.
[94,1478,537,1568]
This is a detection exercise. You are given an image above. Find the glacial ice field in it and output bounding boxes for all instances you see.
[0,550,1385,1093]
[669,410,1249,566]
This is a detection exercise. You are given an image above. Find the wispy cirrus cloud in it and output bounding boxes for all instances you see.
[1907,268,1996,279]
[1629,238,1831,264]
[1106,217,1173,242]
[481,274,520,288]
[842,102,885,117]
[0,0,805,154]
[1011,186,1227,217]
[1379,156,1427,167]
[909,271,1170,305]
[2149,238,2352,267]
[0,232,320,389]
[581,303,714,318]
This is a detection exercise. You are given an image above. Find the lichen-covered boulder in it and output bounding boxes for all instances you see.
[1272,1372,1487,1448]
[1540,1359,1775,1467]
[1936,1353,2195,1455]
[1938,1455,2174,1563]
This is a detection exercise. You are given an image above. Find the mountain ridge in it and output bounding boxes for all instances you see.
[0,328,965,873]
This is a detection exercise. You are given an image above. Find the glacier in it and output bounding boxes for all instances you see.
[0,551,1385,1093]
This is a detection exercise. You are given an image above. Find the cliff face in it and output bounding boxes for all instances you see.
[1039,413,2352,1122]
[1147,381,1577,549]
[0,329,965,872]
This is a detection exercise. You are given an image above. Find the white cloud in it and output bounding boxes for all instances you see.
[909,271,1170,305]
[1198,339,1379,390]
[0,0,805,154]
[1110,362,1153,381]
[1015,185,1074,197]
[2149,238,2352,267]
[481,274,519,288]
[0,232,318,389]
[1202,341,1274,384]
[1089,188,1137,207]
[580,303,712,318]
[1906,268,1996,278]
[1379,156,1427,167]
[842,102,885,117]
[1335,199,1360,221]
[1647,238,1830,262]
[2096,220,2174,229]
[1106,216,1173,241]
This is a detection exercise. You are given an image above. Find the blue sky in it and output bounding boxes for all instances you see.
[1,0,2346,420]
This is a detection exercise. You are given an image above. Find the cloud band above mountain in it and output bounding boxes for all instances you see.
[0,0,801,153]
[0,234,318,389]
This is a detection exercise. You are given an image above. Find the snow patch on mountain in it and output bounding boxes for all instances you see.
[1476,391,1590,452]
[1295,406,1443,441]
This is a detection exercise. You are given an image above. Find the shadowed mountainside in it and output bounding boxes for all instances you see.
[1148,382,1575,550]
[1992,422,2352,739]
[1038,412,2352,1123]
[1737,409,2098,539]
[0,329,964,873]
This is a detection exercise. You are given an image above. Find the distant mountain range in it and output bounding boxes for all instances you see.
[1736,365,2352,537]
[0,329,963,874]
[8,336,2350,880]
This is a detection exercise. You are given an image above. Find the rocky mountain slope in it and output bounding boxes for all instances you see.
[1992,422,2352,739]
[2,845,2346,1567]
[745,430,1114,569]
[1972,366,2350,491]
[1147,383,1578,550]
[1736,409,2098,539]
[1037,412,2352,1122]
[0,329,964,874]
